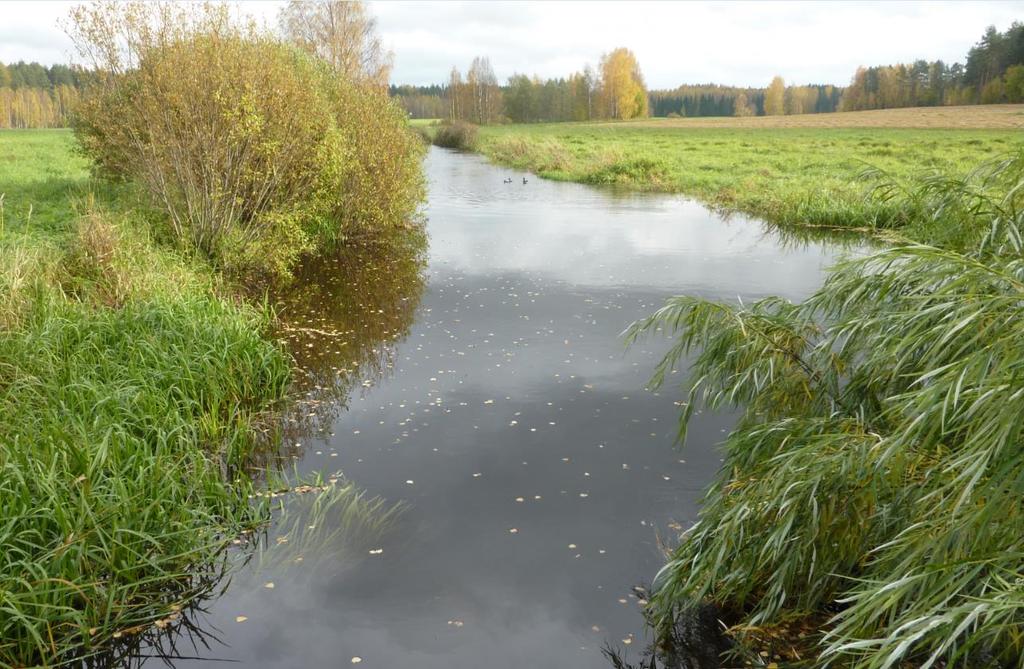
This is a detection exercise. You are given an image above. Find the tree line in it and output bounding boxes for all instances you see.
[649,81,842,117]
[0,61,88,128]
[391,48,647,123]
[392,70,841,121]
[841,22,1024,110]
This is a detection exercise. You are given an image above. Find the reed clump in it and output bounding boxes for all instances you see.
[630,151,1024,667]
[432,120,479,150]
[0,227,290,664]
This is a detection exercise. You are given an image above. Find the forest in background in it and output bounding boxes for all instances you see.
[391,21,1024,121]
[3,20,1022,127]
[0,61,88,128]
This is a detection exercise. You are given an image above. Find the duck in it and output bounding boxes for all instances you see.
[503,177,512,184]
[522,177,528,184]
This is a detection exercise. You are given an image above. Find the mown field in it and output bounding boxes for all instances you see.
[475,105,1024,247]
[623,103,1024,129]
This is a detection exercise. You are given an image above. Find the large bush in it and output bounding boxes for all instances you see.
[69,2,423,281]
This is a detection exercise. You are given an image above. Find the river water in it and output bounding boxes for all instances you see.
[137,148,855,668]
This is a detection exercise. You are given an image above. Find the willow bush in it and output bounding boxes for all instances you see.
[629,152,1024,667]
[69,1,424,282]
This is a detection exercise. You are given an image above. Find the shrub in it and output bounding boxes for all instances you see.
[69,2,424,282]
[432,120,479,150]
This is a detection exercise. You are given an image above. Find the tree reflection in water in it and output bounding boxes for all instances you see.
[79,232,424,668]
[268,230,428,452]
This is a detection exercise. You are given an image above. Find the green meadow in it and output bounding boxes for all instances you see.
[477,119,1024,248]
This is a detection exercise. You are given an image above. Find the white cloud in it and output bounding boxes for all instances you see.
[2,1,1022,88]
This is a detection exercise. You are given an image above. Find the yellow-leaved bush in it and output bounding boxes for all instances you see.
[70,2,424,283]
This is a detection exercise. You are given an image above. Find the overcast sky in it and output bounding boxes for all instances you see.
[2,1,1022,88]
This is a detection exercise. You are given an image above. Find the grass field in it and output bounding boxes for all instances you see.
[475,106,1024,247]
[0,129,291,665]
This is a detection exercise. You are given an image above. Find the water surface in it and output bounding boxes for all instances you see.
[140,148,855,668]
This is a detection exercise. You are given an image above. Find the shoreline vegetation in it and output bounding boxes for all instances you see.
[428,104,1024,665]
[5,1,1024,666]
[435,105,1024,248]
[0,0,424,664]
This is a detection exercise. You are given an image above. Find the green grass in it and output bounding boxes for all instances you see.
[0,129,292,666]
[476,122,1024,247]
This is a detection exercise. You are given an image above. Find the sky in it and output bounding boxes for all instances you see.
[2,1,1022,89]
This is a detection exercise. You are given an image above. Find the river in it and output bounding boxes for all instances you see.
[135,148,855,668]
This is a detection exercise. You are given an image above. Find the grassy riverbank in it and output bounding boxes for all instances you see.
[475,106,1024,247]
[0,129,291,664]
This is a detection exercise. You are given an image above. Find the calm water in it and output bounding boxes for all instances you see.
[136,148,855,668]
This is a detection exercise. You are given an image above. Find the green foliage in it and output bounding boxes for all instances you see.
[628,152,1024,666]
[0,128,291,666]
[1005,64,1024,103]
[0,261,290,665]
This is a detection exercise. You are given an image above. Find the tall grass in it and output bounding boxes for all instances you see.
[0,128,293,664]
[628,151,1024,667]
[0,275,290,665]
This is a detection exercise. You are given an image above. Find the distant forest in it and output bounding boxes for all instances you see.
[391,21,1024,121]
[2,21,1021,128]
[0,61,88,128]
[842,23,1024,109]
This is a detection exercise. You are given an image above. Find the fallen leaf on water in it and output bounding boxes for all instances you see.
[351,657,362,664]
[509,528,519,534]
[235,616,248,623]
[369,548,384,555]
[264,582,275,589]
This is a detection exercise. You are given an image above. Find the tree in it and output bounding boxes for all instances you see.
[732,91,754,117]
[504,73,535,122]
[0,62,10,89]
[279,0,392,88]
[598,47,647,120]
[448,67,462,120]
[1004,64,1024,102]
[981,77,1005,103]
[764,75,785,115]
[466,56,501,124]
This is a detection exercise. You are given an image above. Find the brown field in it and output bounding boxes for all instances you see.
[622,104,1024,130]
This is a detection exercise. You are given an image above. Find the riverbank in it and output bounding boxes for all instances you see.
[472,107,1024,248]
[0,129,291,664]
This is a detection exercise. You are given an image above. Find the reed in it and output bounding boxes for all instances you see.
[628,151,1024,666]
